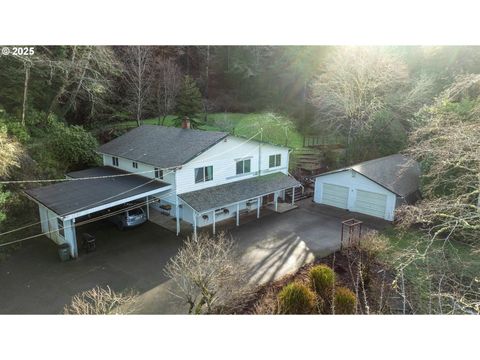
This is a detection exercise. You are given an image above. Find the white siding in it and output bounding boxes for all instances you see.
[38,205,77,257]
[314,170,397,221]
[180,199,260,228]
[175,136,289,195]
[101,154,176,187]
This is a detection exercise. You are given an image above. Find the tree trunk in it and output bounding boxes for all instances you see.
[21,61,30,127]
[63,48,92,117]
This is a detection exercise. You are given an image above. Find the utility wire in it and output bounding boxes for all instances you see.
[0,130,262,185]
[0,195,166,248]
[0,130,263,237]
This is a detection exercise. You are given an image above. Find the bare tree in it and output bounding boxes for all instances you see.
[45,46,119,121]
[398,75,480,244]
[309,47,408,150]
[120,46,155,126]
[155,57,181,125]
[164,232,251,314]
[63,285,139,315]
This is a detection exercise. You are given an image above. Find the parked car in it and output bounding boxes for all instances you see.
[108,206,147,230]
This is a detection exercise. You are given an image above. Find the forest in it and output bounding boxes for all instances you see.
[0,45,479,313]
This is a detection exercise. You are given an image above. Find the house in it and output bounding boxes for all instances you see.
[313,154,420,221]
[24,118,301,258]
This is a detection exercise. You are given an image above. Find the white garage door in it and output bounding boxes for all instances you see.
[353,189,387,218]
[321,183,349,209]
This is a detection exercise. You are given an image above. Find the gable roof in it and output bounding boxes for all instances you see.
[98,125,228,168]
[315,154,420,197]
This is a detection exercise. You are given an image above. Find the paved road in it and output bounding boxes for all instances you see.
[0,200,389,314]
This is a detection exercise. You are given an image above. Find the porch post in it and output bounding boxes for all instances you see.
[291,186,295,205]
[146,196,150,220]
[212,210,216,235]
[175,196,180,236]
[193,211,197,240]
[236,203,240,226]
[274,191,278,212]
[71,217,78,258]
[257,197,261,218]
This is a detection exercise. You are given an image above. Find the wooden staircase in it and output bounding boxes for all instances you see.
[285,186,311,202]
[293,147,325,173]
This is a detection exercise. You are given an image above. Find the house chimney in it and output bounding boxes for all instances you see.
[181,116,191,129]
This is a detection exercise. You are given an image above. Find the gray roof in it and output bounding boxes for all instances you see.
[98,125,228,168]
[25,166,170,217]
[178,172,301,213]
[316,154,420,197]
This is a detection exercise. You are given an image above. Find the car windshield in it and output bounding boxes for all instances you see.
[128,208,143,216]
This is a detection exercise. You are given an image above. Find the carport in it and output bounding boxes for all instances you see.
[24,166,171,258]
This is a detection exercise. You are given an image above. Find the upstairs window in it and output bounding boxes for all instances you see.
[269,154,281,168]
[132,161,138,169]
[236,159,251,175]
[154,167,163,179]
[112,156,119,167]
[195,166,213,183]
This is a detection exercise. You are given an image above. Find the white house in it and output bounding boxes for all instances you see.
[25,119,301,258]
[313,154,420,221]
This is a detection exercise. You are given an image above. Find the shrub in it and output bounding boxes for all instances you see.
[63,286,139,314]
[334,287,356,314]
[48,122,99,171]
[309,264,335,298]
[277,282,316,314]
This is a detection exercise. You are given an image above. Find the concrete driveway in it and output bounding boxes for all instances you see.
[0,199,389,314]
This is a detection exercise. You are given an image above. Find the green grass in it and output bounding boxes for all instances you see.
[115,113,305,149]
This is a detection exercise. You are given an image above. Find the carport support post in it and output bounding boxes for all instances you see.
[212,210,216,235]
[257,197,260,218]
[274,191,278,212]
[236,203,240,226]
[175,196,180,236]
[291,186,295,205]
[146,196,150,220]
[72,217,78,258]
[193,211,197,240]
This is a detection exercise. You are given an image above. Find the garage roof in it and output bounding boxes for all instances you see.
[178,172,301,213]
[24,166,171,219]
[315,154,420,197]
[98,125,228,168]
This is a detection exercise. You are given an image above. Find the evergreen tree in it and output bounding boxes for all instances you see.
[174,75,203,128]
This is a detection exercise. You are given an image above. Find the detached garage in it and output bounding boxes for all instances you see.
[313,154,421,221]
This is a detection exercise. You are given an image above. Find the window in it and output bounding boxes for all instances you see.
[154,167,163,179]
[112,156,119,166]
[269,154,281,168]
[194,166,213,183]
[236,159,251,175]
[132,161,138,169]
[57,218,64,238]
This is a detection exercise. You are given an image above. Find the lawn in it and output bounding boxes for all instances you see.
[114,113,305,150]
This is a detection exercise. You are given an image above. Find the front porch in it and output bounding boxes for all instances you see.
[148,206,191,235]
[178,172,302,239]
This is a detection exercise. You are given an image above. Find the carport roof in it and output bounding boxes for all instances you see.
[178,172,301,213]
[24,166,170,219]
[314,154,420,197]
